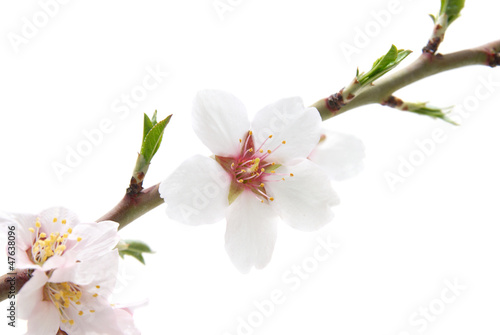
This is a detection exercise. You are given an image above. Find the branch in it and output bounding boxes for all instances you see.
[0,270,31,302]
[312,39,500,121]
[98,183,164,231]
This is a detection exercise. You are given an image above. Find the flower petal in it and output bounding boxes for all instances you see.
[251,97,322,163]
[50,250,119,294]
[25,301,60,335]
[160,155,231,225]
[17,270,48,319]
[38,207,80,236]
[266,159,339,231]
[225,190,279,273]
[1,212,37,251]
[114,308,141,335]
[63,220,120,263]
[192,89,250,156]
[60,296,123,335]
[308,130,365,181]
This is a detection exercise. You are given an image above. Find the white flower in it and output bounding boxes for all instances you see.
[18,251,139,335]
[160,90,340,273]
[0,207,140,334]
[308,130,365,181]
[0,207,120,271]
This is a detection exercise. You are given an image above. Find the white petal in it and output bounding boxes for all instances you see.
[114,308,141,335]
[38,207,80,235]
[192,89,250,156]
[160,155,231,225]
[60,296,122,335]
[50,250,119,294]
[308,130,365,181]
[63,220,120,263]
[17,270,48,319]
[251,97,322,163]
[16,249,39,270]
[225,190,279,273]
[2,212,37,251]
[266,159,339,231]
[25,301,60,335]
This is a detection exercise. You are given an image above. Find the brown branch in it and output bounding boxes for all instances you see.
[98,183,164,231]
[0,269,31,302]
[312,39,500,121]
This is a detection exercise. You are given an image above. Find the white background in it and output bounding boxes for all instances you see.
[1,0,500,334]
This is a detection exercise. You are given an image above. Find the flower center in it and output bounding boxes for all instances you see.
[216,131,293,203]
[44,281,100,325]
[28,217,82,266]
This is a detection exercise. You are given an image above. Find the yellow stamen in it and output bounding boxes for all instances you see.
[29,227,35,233]
[53,218,57,223]
[267,149,272,154]
[260,183,264,187]
[77,237,82,242]
[290,173,294,177]
[90,310,95,313]
[96,285,100,289]
[259,149,263,153]
[269,197,275,201]
[93,293,98,298]
[249,131,253,135]
[61,219,67,224]
[78,311,84,316]
[268,135,273,138]
[69,320,74,325]
[282,140,286,144]
[67,228,72,234]
[39,232,46,238]
[35,221,41,228]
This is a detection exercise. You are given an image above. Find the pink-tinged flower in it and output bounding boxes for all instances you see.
[308,130,365,181]
[17,250,140,335]
[160,90,339,273]
[0,207,140,334]
[0,207,120,271]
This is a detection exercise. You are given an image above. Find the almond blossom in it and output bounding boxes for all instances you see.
[0,207,140,335]
[160,90,340,273]
[0,207,120,271]
[17,251,140,335]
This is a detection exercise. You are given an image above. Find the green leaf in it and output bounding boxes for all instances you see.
[406,103,457,125]
[140,114,172,163]
[143,113,153,142]
[357,45,412,86]
[440,0,465,25]
[117,240,154,265]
